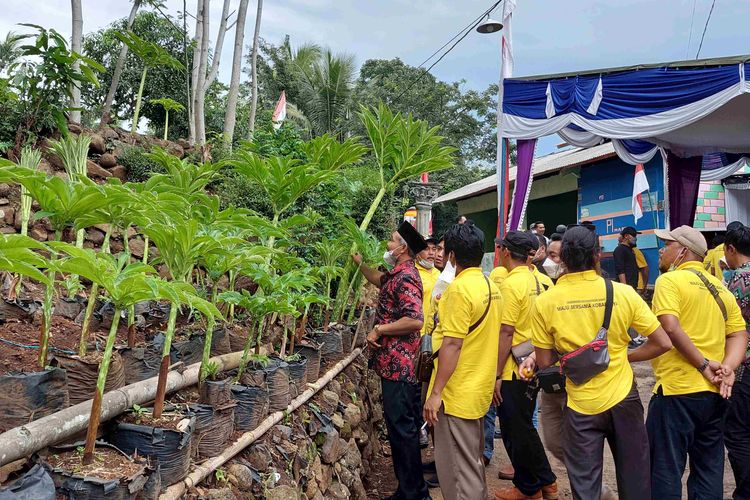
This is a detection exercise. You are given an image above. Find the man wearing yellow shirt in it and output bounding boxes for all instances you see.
[649,225,749,499]
[493,231,557,500]
[532,226,672,500]
[416,239,440,336]
[423,223,503,500]
[633,246,649,292]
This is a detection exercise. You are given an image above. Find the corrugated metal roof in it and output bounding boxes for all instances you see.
[434,142,616,204]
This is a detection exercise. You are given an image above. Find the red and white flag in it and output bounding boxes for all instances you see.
[632,163,650,223]
[272,91,287,130]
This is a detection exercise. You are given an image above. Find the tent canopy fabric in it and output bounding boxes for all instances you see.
[502,56,750,164]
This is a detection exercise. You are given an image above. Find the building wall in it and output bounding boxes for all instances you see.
[579,155,665,285]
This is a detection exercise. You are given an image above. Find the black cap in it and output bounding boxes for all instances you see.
[555,224,567,234]
[496,231,537,255]
[397,221,427,254]
[425,237,439,245]
[620,226,641,237]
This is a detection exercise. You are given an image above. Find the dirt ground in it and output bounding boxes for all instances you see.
[369,362,737,499]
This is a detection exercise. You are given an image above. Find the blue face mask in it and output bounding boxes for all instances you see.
[723,269,734,282]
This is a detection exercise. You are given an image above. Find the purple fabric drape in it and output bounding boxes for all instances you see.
[508,138,537,231]
[666,149,703,228]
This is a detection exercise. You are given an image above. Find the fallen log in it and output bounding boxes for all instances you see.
[160,347,363,500]
[0,348,266,466]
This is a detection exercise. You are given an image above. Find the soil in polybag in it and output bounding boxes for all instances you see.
[232,361,267,388]
[0,368,69,432]
[199,378,232,406]
[265,358,291,412]
[207,328,231,356]
[231,385,268,431]
[190,403,235,459]
[51,352,126,406]
[314,330,343,369]
[105,411,194,486]
[117,345,163,385]
[293,344,321,382]
[43,442,152,500]
[287,357,307,398]
[0,463,55,500]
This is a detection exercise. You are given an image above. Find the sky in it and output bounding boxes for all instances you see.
[2,0,749,154]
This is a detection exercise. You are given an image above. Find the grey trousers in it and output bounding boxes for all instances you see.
[434,405,488,500]
[540,390,567,464]
[563,382,650,500]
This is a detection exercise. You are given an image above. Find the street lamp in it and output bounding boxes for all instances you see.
[476,16,503,34]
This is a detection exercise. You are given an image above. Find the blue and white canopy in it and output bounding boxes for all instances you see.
[502,56,750,167]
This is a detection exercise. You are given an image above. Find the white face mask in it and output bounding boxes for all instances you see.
[383,244,404,267]
[418,258,434,269]
[543,258,563,279]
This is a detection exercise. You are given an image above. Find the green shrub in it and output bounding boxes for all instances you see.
[117,146,164,182]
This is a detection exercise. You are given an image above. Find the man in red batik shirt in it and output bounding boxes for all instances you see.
[353,221,430,500]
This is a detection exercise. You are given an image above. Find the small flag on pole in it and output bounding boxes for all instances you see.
[272,91,287,130]
[632,163,650,223]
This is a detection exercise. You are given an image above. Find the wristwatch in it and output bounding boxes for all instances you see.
[698,358,710,373]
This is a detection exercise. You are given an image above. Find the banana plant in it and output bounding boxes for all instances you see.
[334,104,455,315]
[114,31,184,134]
[49,243,184,464]
[149,98,184,140]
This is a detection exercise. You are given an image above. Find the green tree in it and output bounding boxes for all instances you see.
[81,11,188,132]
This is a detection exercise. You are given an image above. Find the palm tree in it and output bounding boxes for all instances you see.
[0,31,24,74]
[295,49,356,137]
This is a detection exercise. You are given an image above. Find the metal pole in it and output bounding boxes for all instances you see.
[494,35,507,265]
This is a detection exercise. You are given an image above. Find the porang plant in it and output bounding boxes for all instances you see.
[49,244,184,464]
[14,146,42,298]
[149,97,184,140]
[0,167,110,367]
[114,31,184,134]
[334,104,455,318]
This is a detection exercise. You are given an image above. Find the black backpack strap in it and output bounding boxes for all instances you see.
[468,276,492,334]
[687,268,728,321]
[602,279,614,330]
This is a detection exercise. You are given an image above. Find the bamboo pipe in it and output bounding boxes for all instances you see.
[160,347,363,500]
[0,347,267,466]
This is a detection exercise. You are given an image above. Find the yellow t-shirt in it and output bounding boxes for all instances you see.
[532,265,554,291]
[651,260,745,395]
[416,263,440,335]
[428,267,503,420]
[532,270,661,415]
[490,266,508,287]
[703,244,725,281]
[500,266,546,380]
[634,248,648,289]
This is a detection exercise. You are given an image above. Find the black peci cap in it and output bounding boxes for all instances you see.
[496,231,537,255]
[397,221,428,254]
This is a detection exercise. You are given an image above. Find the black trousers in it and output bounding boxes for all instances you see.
[498,379,556,496]
[726,367,750,500]
[564,381,650,500]
[647,387,725,500]
[381,378,429,500]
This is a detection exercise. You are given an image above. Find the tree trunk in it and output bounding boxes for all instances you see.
[223,0,249,149]
[188,0,205,145]
[193,0,211,146]
[204,0,231,90]
[69,0,83,124]
[100,0,140,127]
[82,308,121,464]
[247,0,263,138]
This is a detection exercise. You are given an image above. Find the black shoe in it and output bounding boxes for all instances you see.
[424,473,439,488]
[422,461,436,473]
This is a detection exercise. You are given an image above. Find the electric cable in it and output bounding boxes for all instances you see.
[685,0,697,59]
[392,0,503,104]
[695,0,717,59]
